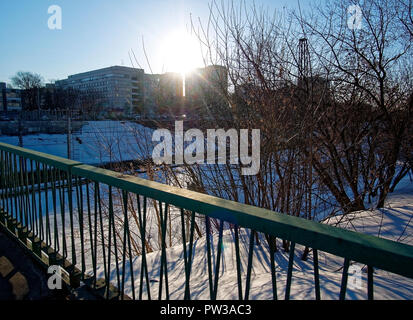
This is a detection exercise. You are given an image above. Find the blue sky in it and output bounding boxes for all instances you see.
[0,0,307,84]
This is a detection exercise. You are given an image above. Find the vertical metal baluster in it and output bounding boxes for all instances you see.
[158,201,164,300]
[3,152,7,216]
[31,160,37,238]
[269,235,277,300]
[25,159,32,232]
[121,190,128,300]
[22,158,29,229]
[184,210,196,300]
[75,176,85,279]
[367,265,374,300]
[36,162,44,241]
[17,156,24,225]
[158,201,170,300]
[4,151,9,217]
[6,153,11,220]
[92,182,99,287]
[180,208,189,299]
[285,241,296,300]
[0,151,4,213]
[234,227,243,300]
[5,153,10,217]
[339,258,350,300]
[212,220,224,300]
[205,216,213,300]
[57,169,67,259]
[138,195,150,300]
[11,154,17,221]
[16,155,22,223]
[12,154,18,222]
[44,165,51,247]
[18,157,24,225]
[111,191,120,294]
[10,154,14,221]
[67,170,76,266]
[106,186,113,299]
[126,204,135,300]
[244,229,255,300]
[1,151,5,216]
[313,249,321,300]
[7,153,12,219]
[8,153,13,219]
[163,203,170,300]
[10,153,14,220]
[121,190,135,300]
[96,182,107,287]
[35,162,42,239]
[110,188,121,294]
[51,168,59,252]
[0,151,3,212]
[85,180,95,284]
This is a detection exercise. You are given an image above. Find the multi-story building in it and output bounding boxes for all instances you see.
[54,65,228,116]
[185,65,228,110]
[143,72,183,107]
[56,66,145,113]
[0,82,22,112]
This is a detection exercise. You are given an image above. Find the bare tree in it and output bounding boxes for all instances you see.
[10,71,44,111]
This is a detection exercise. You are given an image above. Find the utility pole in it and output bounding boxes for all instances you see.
[37,87,41,120]
[18,116,23,147]
[67,108,71,159]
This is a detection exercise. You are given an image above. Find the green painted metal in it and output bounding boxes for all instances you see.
[212,220,224,300]
[234,227,244,300]
[285,242,296,300]
[0,142,81,170]
[269,235,277,300]
[313,249,321,300]
[70,163,413,280]
[339,258,350,300]
[1,143,413,300]
[244,230,255,300]
[368,266,374,300]
[137,195,151,300]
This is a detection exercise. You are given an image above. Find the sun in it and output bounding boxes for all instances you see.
[161,30,203,75]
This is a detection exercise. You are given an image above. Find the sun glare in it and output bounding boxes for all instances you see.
[161,30,203,75]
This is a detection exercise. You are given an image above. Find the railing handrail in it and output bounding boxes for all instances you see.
[1,141,413,280]
[0,142,81,170]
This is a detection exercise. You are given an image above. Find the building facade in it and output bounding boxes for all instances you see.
[0,82,22,112]
[185,65,228,110]
[56,66,145,113]
[53,64,228,116]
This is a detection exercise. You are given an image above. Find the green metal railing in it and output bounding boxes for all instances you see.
[1,141,413,300]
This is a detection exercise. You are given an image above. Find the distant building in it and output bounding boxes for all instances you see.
[54,65,229,116]
[0,82,22,112]
[142,72,183,115]
[56,66,145,113]
[185,65,228,110]
[142,66,229,115]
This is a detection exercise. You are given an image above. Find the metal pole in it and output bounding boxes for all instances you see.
[18,117,23,147]
[67,110,71,159]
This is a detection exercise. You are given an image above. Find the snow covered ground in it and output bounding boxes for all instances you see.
[1,122,412,299]
[0,121,153,164]
[89,174,413,300]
